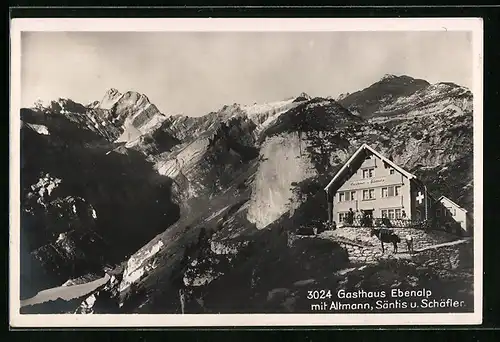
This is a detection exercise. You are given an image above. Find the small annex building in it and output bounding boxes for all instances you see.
[436,195,473,235]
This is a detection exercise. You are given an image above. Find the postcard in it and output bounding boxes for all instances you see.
[9,17,483,327]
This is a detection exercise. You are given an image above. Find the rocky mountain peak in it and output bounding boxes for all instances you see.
[296,92,312,101]
[378,74,430,85]
[105,88,122,98]
[119,91,152,106]
[336,92,351,102]
[98,88,123,110]
[87,100,100,109]
[381,73,398,81]
[49,98,88,114]
[338,74,431,119]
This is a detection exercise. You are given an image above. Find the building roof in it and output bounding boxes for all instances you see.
[324,143,417,192]
[438,195,468,213]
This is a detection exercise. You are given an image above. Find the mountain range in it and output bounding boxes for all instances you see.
[19,74,474,313]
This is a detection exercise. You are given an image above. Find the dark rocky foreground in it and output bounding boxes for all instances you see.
[31,226,472,315]
[19,75,474,314]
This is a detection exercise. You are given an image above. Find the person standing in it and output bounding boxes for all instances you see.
[355,210,362,225]
[347,208,354,225]
[405,234,414,254]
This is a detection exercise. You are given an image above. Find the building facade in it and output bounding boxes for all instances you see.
[436,196,472,235]
[325,144,433,224]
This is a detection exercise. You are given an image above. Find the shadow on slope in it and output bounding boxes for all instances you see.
[199,222,350,313]
[20,109,180,298]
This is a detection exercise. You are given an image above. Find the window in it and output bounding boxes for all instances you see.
[395,209,401,218]
[389,168,395,175]
[436,208,441,217]
[381,187,388,198]
[363,189,375,200]
[339,212,347,222]
[382,186,402,197]
[446,207,456,217]
[381,209,401,219]
[339,191,355,202]
[350,191,356,201]
[362,168,374,179]
[388,209,395,219]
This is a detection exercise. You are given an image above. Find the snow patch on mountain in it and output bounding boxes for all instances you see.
[237,98,306,136]
[242,99,296,119]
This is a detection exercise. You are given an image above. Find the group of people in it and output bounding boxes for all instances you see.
[344,208,373,227]
[335,208,409,227]
[333,208,415,254]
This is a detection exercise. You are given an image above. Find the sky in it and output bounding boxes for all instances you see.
[21,31,473,117]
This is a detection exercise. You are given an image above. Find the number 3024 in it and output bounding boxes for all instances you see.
[307,290,332,300]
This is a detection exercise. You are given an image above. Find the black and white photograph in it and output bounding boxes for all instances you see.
[10,18,483,327]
